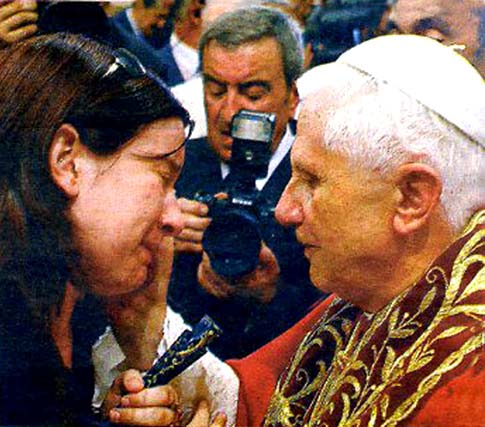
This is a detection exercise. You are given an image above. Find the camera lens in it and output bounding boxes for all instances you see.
[203,208,262,280]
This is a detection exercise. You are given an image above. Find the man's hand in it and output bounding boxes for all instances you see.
[174,197,211,254]
[103,370,227,426]
[104,237,174,371]
[0,1,38,47]
[197,243,280,303]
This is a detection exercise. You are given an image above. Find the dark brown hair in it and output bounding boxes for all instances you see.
[0,33,189,319]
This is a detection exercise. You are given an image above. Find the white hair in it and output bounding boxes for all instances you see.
[322,66,484,232]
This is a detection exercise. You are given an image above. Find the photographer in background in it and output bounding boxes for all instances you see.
[169,6,323,360]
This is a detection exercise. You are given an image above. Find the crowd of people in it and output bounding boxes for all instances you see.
[0,0,483,426]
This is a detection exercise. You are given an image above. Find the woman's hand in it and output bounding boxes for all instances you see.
[104,237,174,370]
[103,370,227,427]
[102,369,181,426]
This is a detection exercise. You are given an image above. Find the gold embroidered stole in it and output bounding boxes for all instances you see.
[265,211,485,427]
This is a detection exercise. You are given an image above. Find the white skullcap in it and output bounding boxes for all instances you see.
[337,35,485,148]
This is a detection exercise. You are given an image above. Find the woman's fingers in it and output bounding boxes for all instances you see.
[120,385,178,408]
[187,401,227,427]
[109,406,179,426]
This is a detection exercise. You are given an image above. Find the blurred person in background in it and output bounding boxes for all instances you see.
[110,0,179,48]
[304,0,388,66]
[389,0,485,76]
[157,0,206,86]
[0,0,177,82]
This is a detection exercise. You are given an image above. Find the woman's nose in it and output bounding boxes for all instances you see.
[160,192,185,236]
[275,186,303,227]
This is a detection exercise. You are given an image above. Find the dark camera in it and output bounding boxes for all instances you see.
[195,110,276,280]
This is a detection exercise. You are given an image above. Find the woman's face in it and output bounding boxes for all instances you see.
[68,117,185,297]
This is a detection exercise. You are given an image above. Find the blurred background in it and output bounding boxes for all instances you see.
[305,0,390,67]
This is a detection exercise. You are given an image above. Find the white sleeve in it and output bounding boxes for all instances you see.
[91,307,239,426]
[91,325,129,410]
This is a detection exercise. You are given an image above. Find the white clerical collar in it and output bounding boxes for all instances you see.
[170,33,199,81]
[126,8,144,39]
[220,126,294,191]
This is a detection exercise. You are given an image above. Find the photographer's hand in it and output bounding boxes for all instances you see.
[0,0,38,47]
[174,197,211,253]
[198,243,279,303]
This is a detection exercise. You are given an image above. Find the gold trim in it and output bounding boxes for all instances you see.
[265,211,485,426]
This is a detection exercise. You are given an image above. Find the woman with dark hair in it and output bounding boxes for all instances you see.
[0,32,213,426]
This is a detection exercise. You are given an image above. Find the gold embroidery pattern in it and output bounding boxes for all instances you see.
[264,301,359,427]
[265,211,485,427]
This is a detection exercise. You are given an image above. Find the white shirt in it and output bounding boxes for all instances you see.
[172,75,207,139]
[220,127,294,191]
[170,33,199,81]
[92,306,239,426]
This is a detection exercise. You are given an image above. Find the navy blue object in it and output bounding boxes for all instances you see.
[143,316,222,388]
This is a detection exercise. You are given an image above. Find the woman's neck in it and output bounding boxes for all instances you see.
[49,282,81,369]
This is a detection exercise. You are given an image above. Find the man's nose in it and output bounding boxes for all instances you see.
[275,185,303,227]
[160,192,185,236]
[220,89,244,124]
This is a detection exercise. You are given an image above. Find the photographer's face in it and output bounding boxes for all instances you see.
[69,118,185,297]
[202,38,299,163]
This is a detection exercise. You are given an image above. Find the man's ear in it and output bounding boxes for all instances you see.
[288,82,300,118]
[49,124,83,199]
[393,163,442,235]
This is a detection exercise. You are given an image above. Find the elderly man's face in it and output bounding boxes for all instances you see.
[390,0,484,76]
[275,97,398,300]
[202,38,298,162]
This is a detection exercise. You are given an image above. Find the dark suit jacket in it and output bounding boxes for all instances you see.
[110,8,132,35]
[168,138,323,360]
[110,8,173,49]
[157,43,185,87]
[109,11,172,81]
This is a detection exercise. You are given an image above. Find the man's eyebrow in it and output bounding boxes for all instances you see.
[413,16,451,35]
[203,73,226,86]
[239,81,271,92]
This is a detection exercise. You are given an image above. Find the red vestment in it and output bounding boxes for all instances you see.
[229,211,485,426]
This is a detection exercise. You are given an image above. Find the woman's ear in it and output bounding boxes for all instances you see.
[49,124,83,198]
[393,163,442,235]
